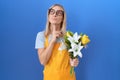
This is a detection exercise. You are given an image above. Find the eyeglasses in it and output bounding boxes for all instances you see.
[49,9,64,16]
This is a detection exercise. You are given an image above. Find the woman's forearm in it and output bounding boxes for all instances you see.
[38,40,55,65]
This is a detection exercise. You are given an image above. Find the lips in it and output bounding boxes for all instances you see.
[52,18,57,20]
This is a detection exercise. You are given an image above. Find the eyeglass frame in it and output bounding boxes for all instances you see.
[48,8,64,16]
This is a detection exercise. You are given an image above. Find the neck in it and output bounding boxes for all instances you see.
[50,24,61,32]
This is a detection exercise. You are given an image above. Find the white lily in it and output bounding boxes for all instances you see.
[68,42,83,58]
[67,32,81,44]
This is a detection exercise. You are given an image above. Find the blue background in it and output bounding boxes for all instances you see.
[0,0,120,80]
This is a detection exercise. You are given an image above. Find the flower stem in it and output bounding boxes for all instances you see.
[70,66,74,75]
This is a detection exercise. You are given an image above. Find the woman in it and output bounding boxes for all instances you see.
[35,4,79,80]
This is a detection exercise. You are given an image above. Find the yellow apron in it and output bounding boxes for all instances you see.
[43,36,76,80]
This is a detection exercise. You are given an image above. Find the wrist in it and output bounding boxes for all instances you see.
[50,39,56,44]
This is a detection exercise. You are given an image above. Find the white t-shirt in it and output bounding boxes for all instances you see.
[35,31,63,49]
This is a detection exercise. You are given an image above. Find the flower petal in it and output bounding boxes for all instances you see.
[68,49,73,52]
[78,52,83,58]
[73,52,78,57]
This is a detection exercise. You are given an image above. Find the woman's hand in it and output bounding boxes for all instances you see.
[70,58,79,67]
[51,26,63,43]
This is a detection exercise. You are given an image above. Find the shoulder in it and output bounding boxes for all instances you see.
[36,30,45,42]
[35,31,45,49]
[37,31,45,37]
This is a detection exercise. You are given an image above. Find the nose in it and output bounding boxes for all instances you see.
[53,12,57,17]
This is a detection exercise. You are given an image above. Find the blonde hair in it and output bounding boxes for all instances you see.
[44,4,66,36]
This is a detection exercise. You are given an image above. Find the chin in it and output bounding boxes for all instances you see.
[51,21,60,24]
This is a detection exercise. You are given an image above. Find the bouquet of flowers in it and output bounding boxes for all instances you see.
[59,31,90,75]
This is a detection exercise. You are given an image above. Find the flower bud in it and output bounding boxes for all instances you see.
[81,35,90,45]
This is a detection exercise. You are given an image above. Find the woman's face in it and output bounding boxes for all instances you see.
[48,6,64,25]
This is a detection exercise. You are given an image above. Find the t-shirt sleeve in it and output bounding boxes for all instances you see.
[35,31,45,49]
